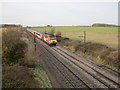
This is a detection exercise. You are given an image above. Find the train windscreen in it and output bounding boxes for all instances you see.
[50,36,56,40]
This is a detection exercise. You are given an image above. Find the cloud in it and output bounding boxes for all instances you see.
[1,2,118,26]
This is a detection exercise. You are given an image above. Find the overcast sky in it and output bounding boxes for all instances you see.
[1,0,119,26]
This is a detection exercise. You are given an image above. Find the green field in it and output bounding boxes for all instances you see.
[0,28,2,56]
[0,28,2,43]
[31,27,118,49]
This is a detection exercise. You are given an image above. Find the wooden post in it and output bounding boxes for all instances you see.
[34,32,36,51]
[84,31,86,53]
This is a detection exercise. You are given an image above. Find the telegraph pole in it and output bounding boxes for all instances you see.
[84,31,86,53]
[79,32,87,54]
[34,32,36,51]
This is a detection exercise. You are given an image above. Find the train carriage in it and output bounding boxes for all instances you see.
[28,29,57,46]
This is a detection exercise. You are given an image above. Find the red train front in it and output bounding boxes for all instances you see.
[43,33,57,45]
[28,29,57,46]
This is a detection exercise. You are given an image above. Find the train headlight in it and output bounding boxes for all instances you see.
[51,40,57,43]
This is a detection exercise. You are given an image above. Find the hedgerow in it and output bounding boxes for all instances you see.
[58,36,119,72]
[2,27,27,64]
[2,27,52,88]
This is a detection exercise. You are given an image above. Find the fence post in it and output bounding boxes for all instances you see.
[84,31,86,53]
[34,32,36,51]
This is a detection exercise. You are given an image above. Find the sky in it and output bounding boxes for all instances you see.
[0,0,119,26]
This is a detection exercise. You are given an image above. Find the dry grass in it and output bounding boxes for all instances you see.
[59,37,119,72]
[0,28,2,89]
[0,28,2,53]
[62,32,118,49]
[21,31,52,88]
[0,28,2,43]
[31,27,118,49]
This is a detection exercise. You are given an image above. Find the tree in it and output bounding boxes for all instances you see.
[47,25,51,27]
[56,32,61,37]
[48,28,55,34]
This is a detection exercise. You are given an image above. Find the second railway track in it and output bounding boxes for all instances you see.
[51,46,120,89]
[27,31,91,88]
[27,30,119,89]
[38,39,91,88]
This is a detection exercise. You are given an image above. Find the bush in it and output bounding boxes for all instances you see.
[2,64,39,88]
[2,27,52,88]
[56,32,61,37]
[2,27,27,64]
[48,28,55,34]
[20,49,37,68]
[59,37,119,71]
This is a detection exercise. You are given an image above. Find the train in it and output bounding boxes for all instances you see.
[27,29,57,46]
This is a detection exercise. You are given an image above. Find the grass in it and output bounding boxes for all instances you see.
[31,26,119,72]
[31,27,117,33]
[34,64,52,88]
[31,26,118,49]
[64,45,105,65]
[23,31,52,88]
[64,45,120,73]
[0,28,2,89]
[0,28,2,60]
[78,51,119,72]
[0,28,2,54]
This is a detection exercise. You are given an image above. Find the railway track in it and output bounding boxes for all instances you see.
[27,31,90,88]
[51,46,120,89]
[38,40,91,88]
[27,30,119,89]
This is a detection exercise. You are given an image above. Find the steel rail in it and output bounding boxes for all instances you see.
[52,46,119,88]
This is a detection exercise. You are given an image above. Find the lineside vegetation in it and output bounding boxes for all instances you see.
[59,37,119,72]
[2,27,52,88]
[31,26,119,72]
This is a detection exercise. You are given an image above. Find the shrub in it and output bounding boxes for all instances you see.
[20,48,37,68]
[2,27,27,64]
[2,64,39,88]
[59,37,119,71]
[48,28,55,34]
[56,32,61,37]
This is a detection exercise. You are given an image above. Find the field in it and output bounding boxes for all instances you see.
[31,27,118,49]
[0,28,2,60]
[0,28,2,86]
[0,28,2,46]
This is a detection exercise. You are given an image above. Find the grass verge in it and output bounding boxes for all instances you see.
[59,37,119,73]
[20,30,52,88]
